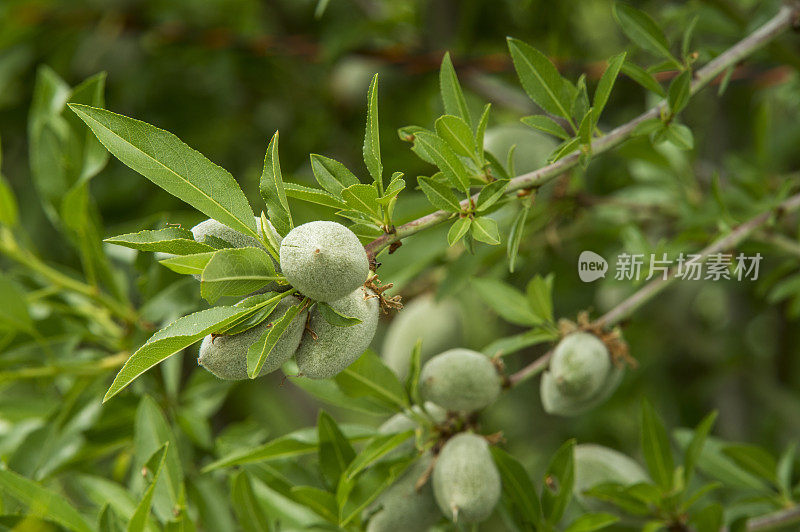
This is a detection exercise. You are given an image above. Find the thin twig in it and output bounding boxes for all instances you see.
[365,4,800,259]
[746,505,800,531]
[508,191,800,386]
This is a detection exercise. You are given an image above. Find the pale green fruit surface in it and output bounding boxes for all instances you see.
[420,349,501,412]
[381,294,462,379]
[541,364,624,417]
[197,298,306,379]
[432,433,501,523]
[549,332,611,400]
[365,454,440,532]
[573,444,648,508]
[279,221,368,302]
[295,286,379,379]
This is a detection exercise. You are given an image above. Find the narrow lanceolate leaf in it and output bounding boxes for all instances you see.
[418,176,462,213]
[217,292,282,336]
[613,3,679,66]
[593,52,627,122]
[435,114,476,159]
[342,431,415,481]
[230,472,271,532]
[0,276,33,333]
[342,183,381,218]
[564,513,619,532]
[247,302,303,377]
[105,228,215,255]
[667,70,691,116]
[201,247,278,304]
[0,468,94,532]
[317,302,362,327]
[476,180,509,212]
[685,411,718,484]
[447,217,472,246]
[105,305,258,401]
[284,182,346,209]
[363,74,383,192]
[0,174,19,227]
[335,351,409,410]
[260,131,292,236]
[507,38,573,121]
[472,277,540,326]
[68,104,258,239]
[470,216,500,245]
[310,154,360,197]
[521,115,570,140]
[475,103,492,155]
[318,411,356,488]
[620,62,665,97]
[507,202,530,273]
[127,444,168,532]
[641,400,675,490]
[542,439,576,524]
[490,447,543,527]
[439,52,472,127]
[414,132,470,193]
[159,252,216,275]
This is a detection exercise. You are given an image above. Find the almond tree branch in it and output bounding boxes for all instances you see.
[365,4,800,259]
[508,190,800,386]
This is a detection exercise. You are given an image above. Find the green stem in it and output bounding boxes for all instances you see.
[364,4,800,259]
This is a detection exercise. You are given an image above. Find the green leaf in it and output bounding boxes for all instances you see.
[106,228,215,255]
[663,122,694,150]
[470,216,501,245]
[621,62,666,97]
[247,301,303,377]
[200,247,278,304]
[684,411,718,485]
[435,114,476,159]
[363,74,383,192]
[475,103,491,156]
[641,399,674,491]
[681,16,699,59]
[722,444,778,486]
[521,115,570,140]
[689,504,723,532]
[507,38,573,122]
[593,52,627,122]
[439,52,472,127]
[472,277,540,326]
[127,444,168,532]
[476,180,509,212]
[341,431,415,482]
[260,131,292,236]
[318,411,356,488]
[526,274,555,323]
[310,154,360,198]
[0,468,93,532]
[490,447,543,527]
[406,340,423,404]
[284,182,346,209]
[414,132,471,193]
[564,513,620,532]
[134,397,184,522]
[668,70,691,115]
[447,217,472,246]
[105,305,259,401]
[418,176,462,213]
[507,202,530,273]
[542,439,576,524]
[342,183,381,218]
[159,251,216,275]
[216,292,282,336]
[548,137,581,163]
[482,329,557,357]
[317,301,362,327]
[68,104,258,239]
[289,486,338,523]
[0,276,32,333]
[613,3,679,66]
[335,351,409,410]
[0,174,18,227]
[230,472,272,532]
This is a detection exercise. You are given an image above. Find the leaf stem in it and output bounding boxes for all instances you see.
[364,4,800,259]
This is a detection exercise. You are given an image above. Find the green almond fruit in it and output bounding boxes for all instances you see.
[279,221,368,302]
[548,332,612,400]
[295,286,379,379]
[420,349,501,412]
[365,453,440,532]
[198,297,306,379]
[381,294,463,379]
[432,433,501,523]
